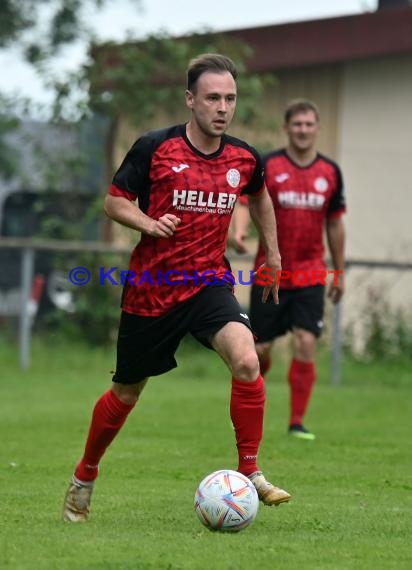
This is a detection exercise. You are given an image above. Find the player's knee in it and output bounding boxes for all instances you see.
[112,380,146,405]
[231,350,260,381]
[255,342,272,362]
[294,329,316,360]
[116,392,139,406]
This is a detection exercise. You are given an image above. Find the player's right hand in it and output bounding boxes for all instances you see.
[149,214,182,238]
[229,231,249,254]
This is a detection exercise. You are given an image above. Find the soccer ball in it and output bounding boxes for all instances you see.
[194,469,259,532]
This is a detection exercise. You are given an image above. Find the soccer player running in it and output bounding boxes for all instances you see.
[63,54,291,522]
[232,99,346,441]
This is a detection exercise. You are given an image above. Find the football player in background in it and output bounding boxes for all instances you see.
[232,99,346,441]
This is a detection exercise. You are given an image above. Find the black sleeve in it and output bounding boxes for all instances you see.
[112,135,153,212]
[328,164,346,214]
[241,147,264,196]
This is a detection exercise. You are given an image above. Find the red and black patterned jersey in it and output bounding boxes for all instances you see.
[110,123,264,315]
[254,149,346,289]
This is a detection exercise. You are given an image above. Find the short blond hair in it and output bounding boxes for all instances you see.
[284,99,320,123]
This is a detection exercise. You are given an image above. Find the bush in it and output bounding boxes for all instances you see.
[344,284,412,362]
[40,251,129,346]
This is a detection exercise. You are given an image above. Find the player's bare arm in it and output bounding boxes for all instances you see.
[229,200,251,253]
[248,189,282,304]
[326,215,345,304]
[104,194,181,238]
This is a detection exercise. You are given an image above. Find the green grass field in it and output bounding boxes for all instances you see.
[1,337,411,570]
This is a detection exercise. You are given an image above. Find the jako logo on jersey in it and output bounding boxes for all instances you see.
[278,191,325,210]
[275,173,290,183]
[314,177,328,192]
[172,189,237,210]
[172,163,189,173]
[226,168,241,188]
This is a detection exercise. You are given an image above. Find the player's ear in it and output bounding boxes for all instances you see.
[185,90,194,109]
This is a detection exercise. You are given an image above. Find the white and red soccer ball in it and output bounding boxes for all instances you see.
[194,469,259,532]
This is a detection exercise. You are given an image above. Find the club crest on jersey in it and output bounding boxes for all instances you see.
[226,168,241,188]
[314,177,328,192]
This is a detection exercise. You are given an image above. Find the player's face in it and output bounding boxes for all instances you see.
[285,110,319,152]
[186,71,237,138]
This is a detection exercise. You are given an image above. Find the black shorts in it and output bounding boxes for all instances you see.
[113,284,252,383]
[250,284,325,343]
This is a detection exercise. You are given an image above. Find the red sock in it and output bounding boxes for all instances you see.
[259,355,272,376]
[75,389,135,482]
[230,375,265,476]
[288,359,316,426]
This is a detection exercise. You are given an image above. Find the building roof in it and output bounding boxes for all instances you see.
[221,6,412,71]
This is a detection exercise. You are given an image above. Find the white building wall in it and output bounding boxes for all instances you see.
[337,54,412,341]
[338,53,412,261]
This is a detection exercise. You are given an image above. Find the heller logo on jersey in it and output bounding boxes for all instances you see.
[172,189,237,214]
[278,191,325,210]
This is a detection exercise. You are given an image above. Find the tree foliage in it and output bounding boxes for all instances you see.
[0,0,141,177]
[0,0,275,132]
[57,31,276,130]
[0,95,19,178]
[0,0,141,62]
